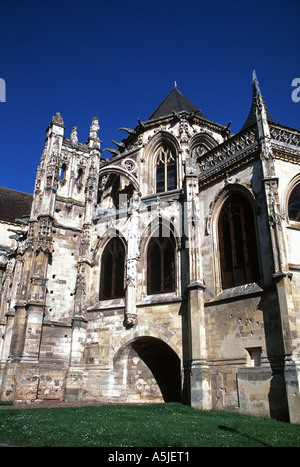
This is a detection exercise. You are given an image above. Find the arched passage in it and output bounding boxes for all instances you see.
[114,336,182,403]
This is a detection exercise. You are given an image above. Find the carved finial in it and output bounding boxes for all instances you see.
[88,116,101,149]
[70,126,78,144]
[90,116,100,136]
[52,112,64,125]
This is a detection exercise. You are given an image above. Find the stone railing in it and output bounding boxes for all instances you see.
[198,126,258,176]
[270,125,300,148]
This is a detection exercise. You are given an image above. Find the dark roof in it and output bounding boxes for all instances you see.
[241,71,275,131]
[147,86,210,121]
[0,187,32,223]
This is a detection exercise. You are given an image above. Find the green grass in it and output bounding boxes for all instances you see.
[0,403,299,447]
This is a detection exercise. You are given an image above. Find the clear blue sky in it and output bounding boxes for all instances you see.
[1,0,299,193]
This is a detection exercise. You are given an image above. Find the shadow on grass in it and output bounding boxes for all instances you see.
[218,425,271,447]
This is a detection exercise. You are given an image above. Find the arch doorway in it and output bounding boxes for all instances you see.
[115,336,182,403]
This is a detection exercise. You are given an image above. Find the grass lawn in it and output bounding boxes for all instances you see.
[0,402,300,447]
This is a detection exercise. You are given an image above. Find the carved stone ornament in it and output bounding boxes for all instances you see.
[122,158,137,173]
[125,312,137,327]
[52,112,64,126]
[70,126,78,144]
[270,125,300,148]
[198,127,257,174]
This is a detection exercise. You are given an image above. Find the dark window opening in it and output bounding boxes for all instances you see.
[60,163,67,180]
[147,230,175,295]
[218,194,260,289]
[100,237,125,299]
[288,183,300,221]
[76,167,83,184]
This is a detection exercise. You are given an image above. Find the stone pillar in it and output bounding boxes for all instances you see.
[9,304,27,359]
[12,303,44,401]
[184,158,211,409]
[124,191,140,328]
[21,304,44,362]
[65,236,89,401]
[254,83,300,423]
[186,283,210,409]
[65,316,87,402]
[274,272,300,423]
[0,312,14,363]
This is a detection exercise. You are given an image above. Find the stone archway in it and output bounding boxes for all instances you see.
[114,336,182,403]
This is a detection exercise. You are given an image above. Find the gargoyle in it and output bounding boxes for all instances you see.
[111,140,125,149]
[102,148,119,156]
[119,127,137,135]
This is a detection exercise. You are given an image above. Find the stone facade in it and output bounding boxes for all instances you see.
[1,74,300,422]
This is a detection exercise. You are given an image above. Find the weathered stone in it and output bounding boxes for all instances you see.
[0,78,300,423]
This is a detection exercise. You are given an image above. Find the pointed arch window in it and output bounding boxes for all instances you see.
[156,146,177,193]
[100,237,125,300]
[147,229,176,295]
[218,194,260,289]
[288,182,300,222]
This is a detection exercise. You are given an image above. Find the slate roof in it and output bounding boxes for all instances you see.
[0,187,32,223]
[147,86,210,122]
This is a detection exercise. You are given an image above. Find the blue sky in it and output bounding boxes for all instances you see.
[1,0,299,193]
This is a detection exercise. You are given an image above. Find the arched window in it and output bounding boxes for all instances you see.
[218,194,260,289]
[155,146,177,193]
[288,182,300,221]
[147,230,176,295]
[100,237,125,300]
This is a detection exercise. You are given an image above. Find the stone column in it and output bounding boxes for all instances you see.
[184,158,211,409]
[124,191,140,328]
[65,316,87,402]
[255,88,300,423]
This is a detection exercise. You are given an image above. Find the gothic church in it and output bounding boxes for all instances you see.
[1,72,300,423]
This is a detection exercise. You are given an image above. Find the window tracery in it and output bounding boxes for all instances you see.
[155,146,177,193]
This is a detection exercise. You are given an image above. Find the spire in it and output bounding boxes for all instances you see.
[252,69,262,97]
[241,70,275,131]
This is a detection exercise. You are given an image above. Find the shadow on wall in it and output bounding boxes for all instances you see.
[131,337,182,402]
[114,336,182,403]
[259,293,290,422]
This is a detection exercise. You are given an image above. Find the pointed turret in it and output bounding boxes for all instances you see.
[241,70,275,131]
